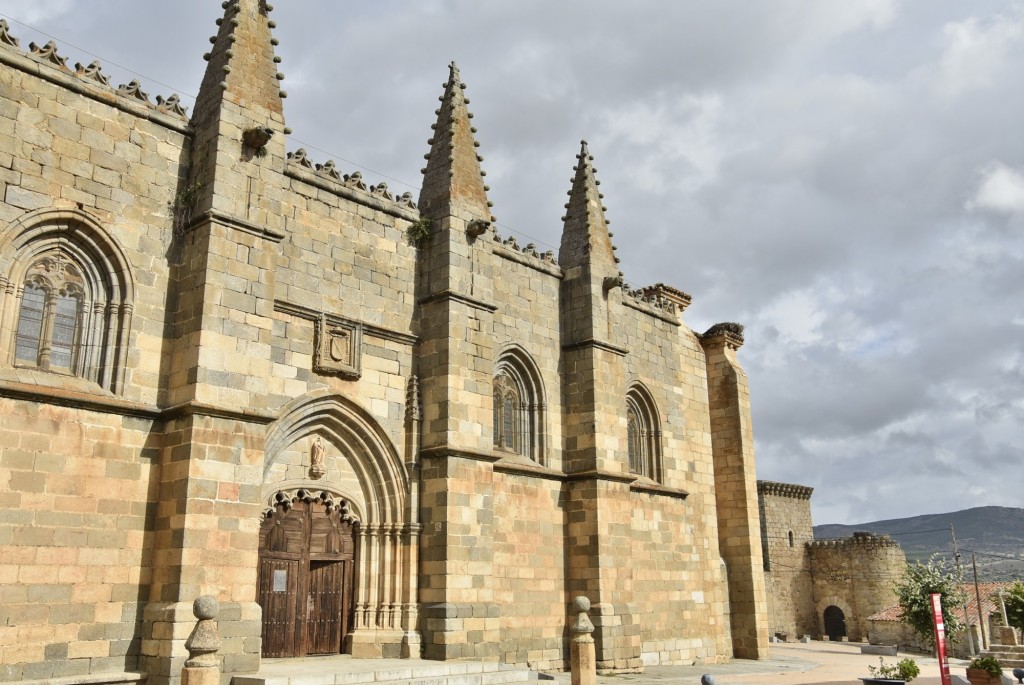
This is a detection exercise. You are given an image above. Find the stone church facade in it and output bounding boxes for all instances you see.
[0,2,769,683]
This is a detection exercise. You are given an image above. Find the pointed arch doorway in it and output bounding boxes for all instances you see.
[257,489,358,657]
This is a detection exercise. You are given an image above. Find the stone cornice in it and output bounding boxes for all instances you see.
[0,377,161,419]
[564,468,637,485]
[630,479,689,500]
[162,400,276,425]
[621,295,680,326]
[188,210,286,243]
[757,480,814,500]
[274,299,418,346]
[493,456,565,482]
[562,338,628,356]
[491,241,563,278]
[418,445,503,463]
[700,321,745,350]
[646,283,692,311]
[285,162,421,223]
[0,36,191,136]
[418,289,498,313]
[0,379,276,425]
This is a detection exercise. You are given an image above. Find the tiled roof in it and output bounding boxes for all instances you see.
[868,582,1011,624]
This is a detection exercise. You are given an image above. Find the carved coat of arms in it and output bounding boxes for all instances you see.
[314,315,361,378]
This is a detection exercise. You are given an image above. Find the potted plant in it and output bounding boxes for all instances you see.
[861,656,920,684]
[966,656,1002,685]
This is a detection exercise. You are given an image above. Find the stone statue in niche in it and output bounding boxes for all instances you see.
[309,436,326,480]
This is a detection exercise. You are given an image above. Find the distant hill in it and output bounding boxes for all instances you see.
[813,506,1024,581]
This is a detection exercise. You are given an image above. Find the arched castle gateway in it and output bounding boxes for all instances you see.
[0,3,769,685]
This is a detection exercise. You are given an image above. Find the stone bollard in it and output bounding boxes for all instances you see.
[181,596,222,685]
[701,675,716,685]
[570,596,596,685]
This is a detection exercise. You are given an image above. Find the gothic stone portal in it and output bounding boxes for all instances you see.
[258,493,356,657]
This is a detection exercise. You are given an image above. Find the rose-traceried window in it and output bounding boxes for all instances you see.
[14,253,85,373]
[0,209,135,394]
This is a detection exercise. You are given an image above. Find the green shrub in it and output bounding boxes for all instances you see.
[868,656,920,681]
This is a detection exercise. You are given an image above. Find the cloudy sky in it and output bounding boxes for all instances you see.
[0,1,1020,525]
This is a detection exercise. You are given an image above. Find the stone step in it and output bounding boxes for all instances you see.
[979,650,1024,669]
[232,657,552,685]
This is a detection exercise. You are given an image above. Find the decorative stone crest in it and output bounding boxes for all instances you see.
[116,80,151,105]
[370,182,393,201]
[29,40,68,68]
[286,148,313,168]
[398,191,417,209]
[309,435,326,480]
[0,20,20,48]
[156,94,189,120]
[75,60,110,86]
[343,171,368,191]
[316,160,341,180]
[313,315,362,379]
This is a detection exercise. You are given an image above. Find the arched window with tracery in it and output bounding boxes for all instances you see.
[15,253,85,373]
[626,385,662,482]
[492,348,546,465]
[493,371,521,454]
[1,210,134,393]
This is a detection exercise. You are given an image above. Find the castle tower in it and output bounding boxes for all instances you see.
[757,480,816,640]
[701,323,770,659]
[414,62,503,661]
[808,533,906,641]
[145,0,288,680]
[559,142,643,670]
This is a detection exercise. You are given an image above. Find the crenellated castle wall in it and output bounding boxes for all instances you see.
[807,532,906,642]
[758,482,909,644]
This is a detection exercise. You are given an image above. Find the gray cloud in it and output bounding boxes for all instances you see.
[0,0,1020,525]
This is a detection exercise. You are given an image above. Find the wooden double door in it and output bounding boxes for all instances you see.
[257,498,356,657]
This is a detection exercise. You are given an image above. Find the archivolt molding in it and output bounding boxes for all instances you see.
[0,208,136,393]
[0,208,136,303]
[264,391,407,523]
[494,342,548,464]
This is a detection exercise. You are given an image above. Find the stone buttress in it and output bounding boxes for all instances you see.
[414,63,503,660]
[558,142,642,671]
[144,1,287,682]
[700,323,770,659]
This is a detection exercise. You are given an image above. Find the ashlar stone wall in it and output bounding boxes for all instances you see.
[0,27,187,682]
[0,3,772,682]
[757,481,816,640]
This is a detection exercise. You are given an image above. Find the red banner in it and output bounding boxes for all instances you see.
[930,593,952,685]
